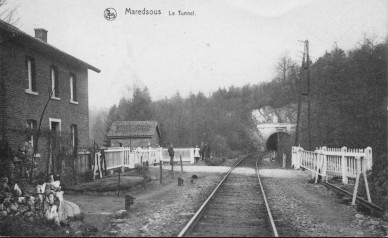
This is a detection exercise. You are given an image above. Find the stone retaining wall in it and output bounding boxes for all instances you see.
[0,177,65,225]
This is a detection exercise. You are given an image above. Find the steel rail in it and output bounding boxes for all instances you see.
[256,156,279,237]
[322,181,384,213]
[176,152,258,237]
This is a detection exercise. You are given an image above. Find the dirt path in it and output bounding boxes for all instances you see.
[259,156,388,237]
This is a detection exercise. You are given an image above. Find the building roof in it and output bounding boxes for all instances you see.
[0,20,100,73]
[107,121,161,138]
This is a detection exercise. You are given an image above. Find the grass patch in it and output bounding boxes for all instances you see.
[64,173,145,192]
[204,157,226,166]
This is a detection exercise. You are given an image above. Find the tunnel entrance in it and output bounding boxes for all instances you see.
[266,132,292,167]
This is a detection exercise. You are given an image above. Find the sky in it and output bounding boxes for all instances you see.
[8,0,388,109]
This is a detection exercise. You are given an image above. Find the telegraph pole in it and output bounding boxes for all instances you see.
[294,47,305,147]
[295,40,311,151]
[306,40,312,151]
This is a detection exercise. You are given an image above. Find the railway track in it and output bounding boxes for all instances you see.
[178,153,278,237]
[322,182,384,216]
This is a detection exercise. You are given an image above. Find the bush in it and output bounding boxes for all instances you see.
[368,153,388,208]
[78,170,94,183]
[0,216,69,236]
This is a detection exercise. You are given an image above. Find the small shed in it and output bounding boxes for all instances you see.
[107,121,161,149]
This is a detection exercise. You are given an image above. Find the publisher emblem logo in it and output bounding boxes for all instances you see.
[104,8,117,21]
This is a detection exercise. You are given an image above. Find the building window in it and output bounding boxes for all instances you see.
[50,66,59,99]
[70,124,78,150]
[70,74,78,103]
[25,56,37,94]
[49,118,61,133]
[26,119,37,148]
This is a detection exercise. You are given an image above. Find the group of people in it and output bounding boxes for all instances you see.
[167,143,211,164]
[194,142,210,162]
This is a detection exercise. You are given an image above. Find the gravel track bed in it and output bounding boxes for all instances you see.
[104,157,244,237]
[187,154,272,237]
[259,155,388,237]
[108,173,224,237]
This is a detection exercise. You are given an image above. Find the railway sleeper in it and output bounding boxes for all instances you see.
[208,203,265,210]
[203,209,267,218]
[200,216,267,226]
[191,224,270,237]
[210,200,262,206]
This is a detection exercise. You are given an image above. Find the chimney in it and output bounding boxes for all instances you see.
[34,28,48,42]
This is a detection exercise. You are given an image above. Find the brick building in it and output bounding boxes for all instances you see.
[107,121,161,149]
[0,20,100,173]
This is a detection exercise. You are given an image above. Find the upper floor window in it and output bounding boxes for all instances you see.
[25,56,37,94]
[70,74,77,103]
[50,66,59,99]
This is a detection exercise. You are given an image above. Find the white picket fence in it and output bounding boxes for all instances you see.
[291,146,372,184]
[94,147,195,175]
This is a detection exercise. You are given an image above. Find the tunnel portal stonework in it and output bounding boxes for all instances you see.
[257,124,295,150]
[250,105,297,151]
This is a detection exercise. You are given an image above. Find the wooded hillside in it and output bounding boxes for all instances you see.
[90,37,387,162]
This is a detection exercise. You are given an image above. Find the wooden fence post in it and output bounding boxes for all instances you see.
[365,146,373,170]
[341,146,348,184]
[142,161,147,188]
[323,153,328,182]
[97,153,103,178]
[121,147,125,173]
[298,147,304,169]
[315,153,321,183]
[171,156,174,179]
[321,146,327,182]
[140,155,143,175]
[311,153,316,179]
[180,155,183,173]
[159,158,162,184]
[117,169,121,196]
[148,146,151,166]
[362,158,371,202]
[352,156,361,205]
[93,152,97,181]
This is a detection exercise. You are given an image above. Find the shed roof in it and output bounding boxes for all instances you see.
[0,20,100,73]
[107,121,161,138]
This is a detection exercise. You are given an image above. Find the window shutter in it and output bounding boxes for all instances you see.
[31,59,36,92]
[71,125,78,152]
[75,125,78,149]
[73,75,77,101]
[54,68,59,97]
[25,57,29,88]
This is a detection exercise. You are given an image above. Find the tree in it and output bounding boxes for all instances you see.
[89,108,109,146]
[275,52,299,93]
[128,87,153,121]
[0,0,19,25]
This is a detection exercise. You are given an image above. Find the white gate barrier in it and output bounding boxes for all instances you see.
[291,146,372,184]
[98,147,195,171]
[160,148,195,165]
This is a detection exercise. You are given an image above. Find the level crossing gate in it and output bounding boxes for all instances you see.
[291,146,372,184]
[93,147,195,177]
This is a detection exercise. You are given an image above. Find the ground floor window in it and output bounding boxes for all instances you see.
[71,124,78,151]
[49,118,61,133]
[26,119,37,148]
